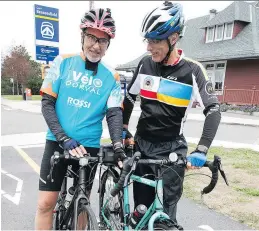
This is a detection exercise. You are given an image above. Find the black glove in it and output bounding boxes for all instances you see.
[123,127,133,140]
[113,142,127,163]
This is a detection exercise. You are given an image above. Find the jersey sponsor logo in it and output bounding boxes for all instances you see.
[65,71,103,95]
[166,76,178,81]
[143,76,154,90]
[205,81,215,95]
[67,97,91,108]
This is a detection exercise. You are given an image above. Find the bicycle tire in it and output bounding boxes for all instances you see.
[99,168,123,230]
[74,203,99,230]
[141,221,181,231]
[52,210,59,230]
[52,198,66,230]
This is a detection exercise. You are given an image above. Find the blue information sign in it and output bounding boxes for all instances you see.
[34,4,59,62]
[36,45,59,62]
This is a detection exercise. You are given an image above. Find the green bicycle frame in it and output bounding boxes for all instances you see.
[102,173,170,230]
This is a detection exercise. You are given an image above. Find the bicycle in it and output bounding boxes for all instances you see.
[98,142,135,230]
[48,151,99,230]
[100,151,229,230]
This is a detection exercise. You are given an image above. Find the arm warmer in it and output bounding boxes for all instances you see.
[106,107,123,144]
[41,93,67,142]
[198,104,221,148]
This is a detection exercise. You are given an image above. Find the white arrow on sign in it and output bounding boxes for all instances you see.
[1,169,23,205]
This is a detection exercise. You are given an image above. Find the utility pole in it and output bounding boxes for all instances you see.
[89,1,94,10]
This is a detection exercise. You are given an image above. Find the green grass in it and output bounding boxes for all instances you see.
[234,212,259,227]
[201,146,259,175]
[101,138,111,144]
[2,95,42,100]
[234,187,259,197]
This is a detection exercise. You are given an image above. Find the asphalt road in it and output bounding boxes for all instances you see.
[1,106,254,230]
[2,105,259,145]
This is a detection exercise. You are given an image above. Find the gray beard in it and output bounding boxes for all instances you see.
[84,51,101,63]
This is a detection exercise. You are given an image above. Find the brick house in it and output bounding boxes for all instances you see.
[116,1,259,105]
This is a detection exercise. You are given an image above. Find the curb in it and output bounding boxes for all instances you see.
[186,119,259,127]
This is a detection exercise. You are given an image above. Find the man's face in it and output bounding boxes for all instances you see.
[145,33,178,63]
[145,39,169,63]
[82,27,110,63]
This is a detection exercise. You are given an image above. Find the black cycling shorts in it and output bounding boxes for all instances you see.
[39,140,99,191]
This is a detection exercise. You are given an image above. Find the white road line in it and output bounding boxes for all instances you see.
[198,225,214,231]
[1,169,23,205]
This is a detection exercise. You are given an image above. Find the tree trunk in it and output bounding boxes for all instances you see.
[16,80,19,95]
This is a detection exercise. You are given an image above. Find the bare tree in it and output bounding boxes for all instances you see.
[1,45,31,95]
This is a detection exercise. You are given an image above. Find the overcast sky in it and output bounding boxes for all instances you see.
[1,1,234,67]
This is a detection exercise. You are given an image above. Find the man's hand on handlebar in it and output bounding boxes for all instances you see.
[59,136,87,158]
[113,142,127,168]
[186,152,207,170]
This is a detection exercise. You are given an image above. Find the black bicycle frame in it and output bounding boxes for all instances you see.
[57,162,93,230]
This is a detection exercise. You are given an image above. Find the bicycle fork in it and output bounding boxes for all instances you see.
[73,164,91,230]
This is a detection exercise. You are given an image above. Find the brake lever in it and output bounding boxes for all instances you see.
[217,160,229,186]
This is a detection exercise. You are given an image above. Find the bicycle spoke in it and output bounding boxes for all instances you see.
[102,174,123,230]
[77,210,89,230]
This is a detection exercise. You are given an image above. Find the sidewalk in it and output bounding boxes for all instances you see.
[2,98,259,127]
[2,130,259,152]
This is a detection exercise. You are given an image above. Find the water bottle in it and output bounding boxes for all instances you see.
[129,204,147,228]
[64,186,75,208]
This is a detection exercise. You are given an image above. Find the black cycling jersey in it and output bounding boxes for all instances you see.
[123,50,221,147]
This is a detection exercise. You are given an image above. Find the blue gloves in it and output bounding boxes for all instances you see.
[187,152,207,167]
[60,137,81,151]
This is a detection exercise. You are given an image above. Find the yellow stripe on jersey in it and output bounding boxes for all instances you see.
[157,93,190,107]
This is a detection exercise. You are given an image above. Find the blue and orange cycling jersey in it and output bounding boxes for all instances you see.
[40,53,122,148]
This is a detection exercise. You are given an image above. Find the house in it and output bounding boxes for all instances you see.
[116,1,259,105]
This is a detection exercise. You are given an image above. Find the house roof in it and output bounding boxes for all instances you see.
[201,1,252,28]
[116,1,259,71]
[116,52,148,71]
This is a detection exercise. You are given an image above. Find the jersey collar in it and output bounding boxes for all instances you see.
[164,49,184,66]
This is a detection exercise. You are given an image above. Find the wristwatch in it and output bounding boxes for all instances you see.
[113,141,123,151]
[196,145,208,154]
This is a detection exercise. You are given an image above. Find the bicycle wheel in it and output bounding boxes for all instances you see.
[141,221,181,230]
[99,168,123,230]
[153,222,175,230]
[74,203,99,230]
[52,197,66,230]
[52,210,59,230]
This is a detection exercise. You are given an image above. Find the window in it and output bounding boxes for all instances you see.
[202,62,226,95]
[215,24,224,41]
[216,63,225,69]
[224,22,234,40]
[215,63,225,93]
[206,26,215,43]
[215,71,224,91]
[205,64,214,70]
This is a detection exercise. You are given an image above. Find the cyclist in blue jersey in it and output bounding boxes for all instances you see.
[123,2,221,229]
[35,8,126,230]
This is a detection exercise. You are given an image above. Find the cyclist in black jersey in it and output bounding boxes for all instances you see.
[122,2,221,227]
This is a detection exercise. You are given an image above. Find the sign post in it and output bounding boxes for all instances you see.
[34,4,59,63]
[10,78,14,95]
